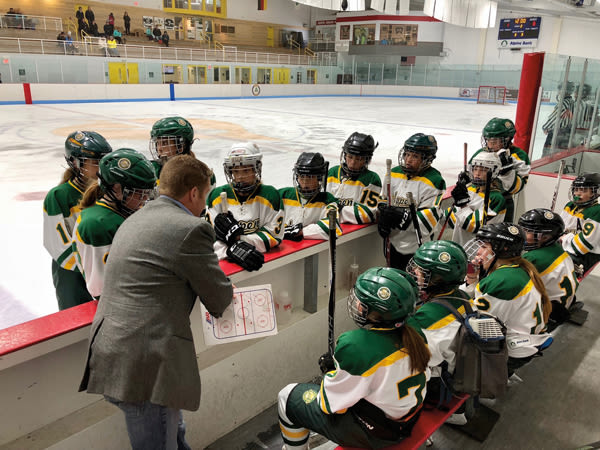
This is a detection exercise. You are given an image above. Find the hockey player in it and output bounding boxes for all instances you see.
[206,142,283,271]
[149,116,216,187]
[278,267,430,449]
[518,208,578,329]
[377,133,446,270]
[464,223,552,375]
[560,172,600,273]
[469,118,531,222]
[326,132,381,224]
[279,152,341,241]
[72,148,156,298]
[447,151,506,246]
[43,131,112,310]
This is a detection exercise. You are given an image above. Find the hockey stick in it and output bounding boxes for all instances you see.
[220,191,228,213]
[384,158,392,266]
[437,143,468,240]
[327,208,337,356]
[482,172,492,226]
[550,160,566,212]
[407,192,423,247]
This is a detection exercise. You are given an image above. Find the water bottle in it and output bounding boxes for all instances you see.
[347,257,359,291]
[277,290,293,325]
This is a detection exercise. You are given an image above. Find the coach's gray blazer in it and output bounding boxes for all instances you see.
[79,196,232,411]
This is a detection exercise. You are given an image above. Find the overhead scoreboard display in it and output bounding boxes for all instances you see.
[497,17,541,49]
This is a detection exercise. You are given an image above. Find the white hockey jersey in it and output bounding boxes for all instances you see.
[279,188,341,240]
[470,147,531,195]
[388,166,446,254]
[207,184,284,260]
[560,201,600,258]
[326,165,381,224]
[473,264,551,358]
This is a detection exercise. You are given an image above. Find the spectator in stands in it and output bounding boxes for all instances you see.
[153,25,162,41]
[107,13,115,35]
[5,7,15,27]
[103,21,112,37]
[161,30,170,47]
[89,20,99,37]
[98,35,109,57]
[65,31,77,55]
[123,12,131,36]
[107,35,118,57]
[75,6,85,37]
[145,26,153,41]
[113,28,123,44]
[85,7,94,26]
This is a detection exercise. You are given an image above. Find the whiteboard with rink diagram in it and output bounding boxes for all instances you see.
[201,284,278,345]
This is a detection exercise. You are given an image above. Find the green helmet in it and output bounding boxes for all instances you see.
[399,133,438,175]
[481,118,516,149]
[64,131,112,175]
[98,148,157,216]
[348,267,418,328]
[149,116,194,160]
[407,240,468,299]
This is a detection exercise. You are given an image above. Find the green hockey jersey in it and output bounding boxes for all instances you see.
[326,165,381,224]
[72,201,125,298]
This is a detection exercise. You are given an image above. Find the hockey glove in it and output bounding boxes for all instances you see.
[284,223,304,242]
[226,240,264,272]
[377,204,411,235]
[497,149,514,175]
[214,212,244,245]
[457,170,471,185]
[451,182,470,207]
[318,352,335,374]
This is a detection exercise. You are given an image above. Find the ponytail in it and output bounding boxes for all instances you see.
[60,168,76,185]
[78,181,103,210]
[504,256,552,325]
[400,325,431,374]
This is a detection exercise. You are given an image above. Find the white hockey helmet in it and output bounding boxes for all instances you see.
[223,142,263,194]
[468,151,501,186]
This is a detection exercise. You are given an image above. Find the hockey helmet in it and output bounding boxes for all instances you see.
[407,240,468,299]
[348,267,418,329]
[558,81,575,97]
[570,172,600,206]
[293,152,329,199]
[469,151,501,186]
[224,142,263,194]
[65,131,112,178]
[399,133,438,175]
[482,118,516,150]
[341,132,378,178]
[474,223,525,259]
[518,208,565,251]
[149,116,194,161]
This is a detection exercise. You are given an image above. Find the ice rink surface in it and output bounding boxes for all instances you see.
[0,96,515,329]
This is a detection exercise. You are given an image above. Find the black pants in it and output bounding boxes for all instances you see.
[507,355,534,377]
[390,245,414,272]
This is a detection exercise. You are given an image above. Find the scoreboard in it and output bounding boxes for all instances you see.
[498,17,541,48]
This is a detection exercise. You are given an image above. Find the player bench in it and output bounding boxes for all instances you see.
[334,395,468,450]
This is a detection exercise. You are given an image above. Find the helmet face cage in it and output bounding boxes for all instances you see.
[149,135,187,161]
[482,135,512,151]
[520,225,551,251]
[464,238,496,269]
[120,186,155,217]
[347,288,369,327]
[569,183,600,206]
[66,156,101,181]
[399,147,434,174]
[294,169,326,199]
[341,150,370,178]
[224,159,262,194]
[406,259,431,301]
[469,158,500,186]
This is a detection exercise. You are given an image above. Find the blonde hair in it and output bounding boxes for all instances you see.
[401,325,431,374]
[494,256,552,324]
[60,168,76,184]
[78,181,103,210]
[159,155,212,199]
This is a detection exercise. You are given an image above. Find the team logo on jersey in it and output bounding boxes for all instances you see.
[177,119,187,126]
[238,219,260,233]
[507,225,520,235]
[302,389,318,404]
[544,211,554,220]
[377,287,391,300]
[438,252,451,263]
[118,158,132,170]
[338,198,354,207]
[393,196,409,207]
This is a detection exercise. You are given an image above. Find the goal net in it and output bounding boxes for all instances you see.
[477,86,507,105]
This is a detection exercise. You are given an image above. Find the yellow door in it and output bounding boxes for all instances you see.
[267,26,274,47]
[108,62,126,84]
[281,68,290,84]
[125,63,139,84]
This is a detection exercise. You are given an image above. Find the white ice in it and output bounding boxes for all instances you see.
[0,97,515,329]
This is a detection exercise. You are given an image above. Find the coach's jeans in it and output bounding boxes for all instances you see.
[105,396,191,450]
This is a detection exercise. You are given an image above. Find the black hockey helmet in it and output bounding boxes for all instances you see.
[570,172,600,206]
[518,208,565,251]
[341,132,378,178]
[294,152,329,199]
[476,223,525,258]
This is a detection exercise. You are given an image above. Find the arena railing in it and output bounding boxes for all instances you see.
[0,14,62,32]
